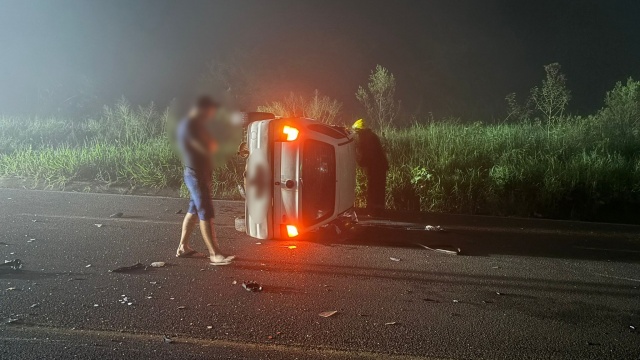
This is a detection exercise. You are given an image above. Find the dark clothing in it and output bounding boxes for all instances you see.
[184,167,215,220]
[365,167,387,212]
[354,129,388,212]
[177,117,212,171]
[354,129,388,171]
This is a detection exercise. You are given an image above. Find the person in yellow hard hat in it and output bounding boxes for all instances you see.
[352,119,388,216]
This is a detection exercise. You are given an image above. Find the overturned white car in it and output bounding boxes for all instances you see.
[243,115,357,240]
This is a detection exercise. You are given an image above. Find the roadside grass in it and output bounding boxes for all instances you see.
[1,81,639,221]
[381,118,640,220]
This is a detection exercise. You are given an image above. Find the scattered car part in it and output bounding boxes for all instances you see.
[416,243,460,255]
[319,310,338,318]
[242,281,263,292]
[111,263,146,273]
[1,259,23,271]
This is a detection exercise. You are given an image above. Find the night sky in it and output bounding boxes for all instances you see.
[1,0,639,119]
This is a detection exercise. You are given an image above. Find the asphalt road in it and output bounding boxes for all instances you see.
[0,188,639,359]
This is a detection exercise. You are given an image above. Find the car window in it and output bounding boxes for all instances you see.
[301,140,336,226]
[307,124,347,139]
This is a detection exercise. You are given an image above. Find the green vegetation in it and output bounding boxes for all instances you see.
[258,90,342,124]
[0,99,243,197]
[382,116,640,220]
[356,65,401,131]
[1,66,639,222]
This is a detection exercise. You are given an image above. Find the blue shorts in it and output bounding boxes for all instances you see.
[184,167,215,220]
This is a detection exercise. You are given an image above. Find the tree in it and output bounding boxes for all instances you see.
[356,65,401,130]
[530,63,571,122]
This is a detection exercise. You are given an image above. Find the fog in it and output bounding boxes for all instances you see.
[1,0,639,118]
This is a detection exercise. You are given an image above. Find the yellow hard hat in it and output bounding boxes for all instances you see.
[352,119,365,130]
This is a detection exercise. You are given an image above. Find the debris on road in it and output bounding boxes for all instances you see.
[177,306,187,310]
[119,295,134,306]
[390,257,401,262]
[163,335,174,343]
[150,262,166,268]
[319,310,338,318]
[30,303,39,308]
[1,259,23,271]
[242,281,263,292]
[206,325,213,330]
[27,239,35,243]
[110,212,124,218]
[6,318,21,324]
[424,225,446,232]
[175,209,183,214]
[6,287,19,291]
[111,263,146,273]
[496,292,504,296]
[94,224,104,228]
[423,298,439,303]
[452,299,460,303]
[384,322,399,326]
[630,325,636,331]
[416,243,461,255]
[85,264,92,268]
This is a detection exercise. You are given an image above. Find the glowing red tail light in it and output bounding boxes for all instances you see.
[285,225,299,237]
[282,126,299,141]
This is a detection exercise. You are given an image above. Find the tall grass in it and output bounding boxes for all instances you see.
[381,117,640,220]
[1,78,639,221]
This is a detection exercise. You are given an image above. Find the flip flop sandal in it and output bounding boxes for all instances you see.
[209,261,233,266]
[209,255,236,266]
[176,249,205,258]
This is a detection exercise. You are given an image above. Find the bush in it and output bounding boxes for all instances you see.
[599,78,640,130]
[258,90,342,124]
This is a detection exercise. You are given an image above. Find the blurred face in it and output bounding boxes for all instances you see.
[202,106,217,120]
[195,106,217,121]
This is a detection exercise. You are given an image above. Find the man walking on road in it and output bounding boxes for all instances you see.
[175,96,234,265]
[352,119,388,216]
